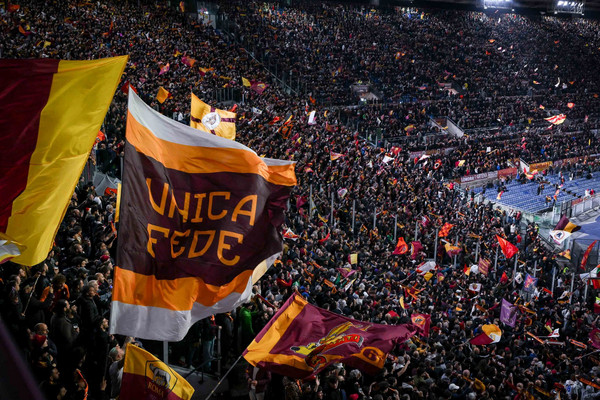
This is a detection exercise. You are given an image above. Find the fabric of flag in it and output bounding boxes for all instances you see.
[283,228,299,241]
[190,93,236,140]
[544,114,566,125]
[590,329,600,349]
[420,215,431,228]
[523,274,538,293]
[179,1,185,12]
[0,56,127,266]
[348,254,358,265]
[307,110,316,125]
[416,261,436,275]
[496,235,518,259]
[558,249,571,260]
[330,152,344,161]
[496,191,504,200]
[198,67,214,76]
[110,89,296,341]
[500,299,518,327]
[410,241,423,260]
[438,223,454,238]
[549,230,572,245]
[391,237,408,255]
[468,283,481,293]
[410,313,431,336]
[478,258,491,276]
[243,293,415,379]
[0,235,24,264]
[250,80,268,94]
[580,241,597,271]
[470,324,502,345]
[242,77,251,87]
[156,86,171,104]
[120,344,194,400]
[338,267,356,278]
[159,63,170,75]
[554,215,581,233]
[444,243,461,257]
[181,56,196,68]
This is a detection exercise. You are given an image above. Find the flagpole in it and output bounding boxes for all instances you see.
[551,266,556,294]
[453,235,458,269]
[351,199,355,235]
[569,270,575,304]
[372,207,376,231]
[330,191,334,227]
[309,184,313,219]
[512,254,519,288]
[584,277,589,303]
[434,228,439,264]
[414,220,419,242]
[494,246,499,280]
[394,215,398,243]
[163,341,169,365]
[475,239,480,263]
[205,354,244,400]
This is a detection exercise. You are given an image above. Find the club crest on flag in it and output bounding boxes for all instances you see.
[201,111,221,131]
[146,362,175,397]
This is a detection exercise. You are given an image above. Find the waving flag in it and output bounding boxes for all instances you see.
[393,237,408,255]
[410,313,431,336]
[120,344,194,400]
[444,243,461,257]
[110,89,296,341]
[554,215,580,233]
[438,223,454,238]
[478,258,491,276]
[283,228,299,241]
[500,299,517,327]
[250,81,268,94]
[159,63,170,75]
[330,152,344,161]
[470,324,502,345]
[496,235,518,259]
[580,241,597,271]
[181,56,196,68]
[410,241,423,260]
[190,93,236,140]
[523,274,538,293]
[416,261,436,275]
[0,56,127,266]
[156,86,171,104]
[420,215,431,228]
[244,293,415,379]
[558,249,571,260]
[544,114,566,125]
[549,230,571,244]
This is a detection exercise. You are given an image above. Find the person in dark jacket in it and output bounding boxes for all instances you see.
[246,365,272,400]
[50,299,79,368]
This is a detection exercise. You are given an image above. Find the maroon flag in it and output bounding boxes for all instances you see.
[590,329,600,349]
[244,294,415,379]
[478,258,491,276]
[410,313,431,336]
[580,241,597,270]
[410,241,423,260]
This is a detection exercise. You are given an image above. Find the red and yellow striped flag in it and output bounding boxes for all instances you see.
[0,57,127,266]
[190,93,236,140]
[438,222,454,238]
[120,344,194,400]
[110,90,296,341]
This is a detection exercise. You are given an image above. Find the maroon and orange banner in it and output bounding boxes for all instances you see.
[110,89,296,341]
[0,57,127,266]
[120,344,194,400]
[243,293,415,379]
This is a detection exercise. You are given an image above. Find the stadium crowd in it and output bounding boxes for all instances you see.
[2,0,600,399]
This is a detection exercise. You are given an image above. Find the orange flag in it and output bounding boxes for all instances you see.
[393,237,408,255]
[439,223,454,238]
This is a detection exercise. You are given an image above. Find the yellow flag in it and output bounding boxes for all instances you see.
[242,77,251,87]
[156,86,170,103]
[424,272,433,282]
[349,253,358,264]
[190,93,236,140]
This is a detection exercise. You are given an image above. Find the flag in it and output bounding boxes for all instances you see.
[156,86,171,104]
[558,249,571,260]
[181,56,196,68]
[416,261,436,275]
[307,110,316,125]
[549,230,571,245]
[348,254,358,265]
[120,344,194,400]
[544,114,566,125]
[468,283,481,294]
[410,241,423,260]
[120,80,137,94]
[590,266,600,290]
[110,89,296,341]
[159,63,170,75]
[420,215,431,228]
[338,267,356,279]
[580,241,597,271]
[470,324,502,345]
[198,67,214,76]
[523,274,538,293]
[283,228,299,241]
[179,1,185,12]
[496,235,518,259]
[444,243,461,257]
[393,237,408,255]
[478,258,491,276]
[242,77,251,87]
[330,152,344,161]
[0,235,24,264]
[96,130,106,143]
[590,329,600,349]
[496,191,504,200]
[243,293,415,378]
[567,102,575,109]
[410,313,431,336]
[500,299,518,328]
[250,81,268,94]
[554,215,581,233]
[438,223,454,238]
[0,57,127,266]
[190,93,236,140]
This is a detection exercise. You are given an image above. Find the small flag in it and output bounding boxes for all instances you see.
[567,102,575,109]
[478,258,491,276]
[181,56,196,68]
[500,299,517,327]
[156,86,171,103]
[544,114,566,125]
[470,324,502,345]
[558,249,571,260]
[393,237,408,255]
[242,77,251,87]
[158,63,170,75]
[445,243,461,257]
[283,228,299,241]
[496,235,518,259]
[307,110,316,125]
[580,241,597,270]
[438,222,454,238]
[330,152,344,161]
[348,254,358,265]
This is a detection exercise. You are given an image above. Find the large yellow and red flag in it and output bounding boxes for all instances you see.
[244,293,415,379]
[190,93,236,140]
[120,344,194,400]
[0,56,127,266]
[110,90,296,341]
